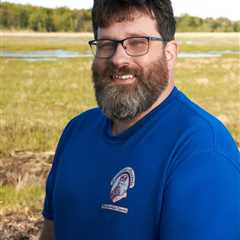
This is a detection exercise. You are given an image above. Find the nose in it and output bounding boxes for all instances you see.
[111,43,130,67]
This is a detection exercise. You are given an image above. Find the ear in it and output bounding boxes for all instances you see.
[164,40,178,70]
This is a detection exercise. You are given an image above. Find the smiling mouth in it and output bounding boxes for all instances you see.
[112,74,136,84]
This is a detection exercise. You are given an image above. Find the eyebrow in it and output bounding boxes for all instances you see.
[98,32,150,40]
[125,32,149,37]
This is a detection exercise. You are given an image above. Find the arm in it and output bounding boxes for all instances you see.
[40,118,78,239]
[159,151,240,240]
[39,218,54,240]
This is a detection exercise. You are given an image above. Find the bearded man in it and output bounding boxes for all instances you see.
[40,0,240,239]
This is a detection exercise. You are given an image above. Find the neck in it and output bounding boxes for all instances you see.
[111,82,175,135]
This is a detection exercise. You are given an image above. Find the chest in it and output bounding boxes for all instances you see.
[52,135,171,238]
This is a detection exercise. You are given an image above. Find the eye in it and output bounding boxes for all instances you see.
[127,38,147,48]
[97,41,114,50]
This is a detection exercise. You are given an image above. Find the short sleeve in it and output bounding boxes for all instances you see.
[42,118,77,220]
[159,150,240,240]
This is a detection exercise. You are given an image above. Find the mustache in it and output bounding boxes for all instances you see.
[110,66,138,76]
[93,63,142,82]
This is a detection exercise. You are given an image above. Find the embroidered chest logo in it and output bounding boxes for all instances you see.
[110,167,135,203]
[101,167,135,214]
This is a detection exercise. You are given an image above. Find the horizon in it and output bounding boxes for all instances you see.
[2,0,240,21]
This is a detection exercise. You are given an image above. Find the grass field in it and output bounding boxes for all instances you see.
[1,32,240,52]
[0,32,239,238]
[0,33,239,155]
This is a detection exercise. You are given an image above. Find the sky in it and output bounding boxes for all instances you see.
[2,0,240,21]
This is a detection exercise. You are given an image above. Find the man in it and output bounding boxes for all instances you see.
[40,0,240,239]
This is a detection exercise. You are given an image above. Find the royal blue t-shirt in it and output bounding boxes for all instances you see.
[42,87,240,239]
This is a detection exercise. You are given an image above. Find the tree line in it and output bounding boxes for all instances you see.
[0,2,239,32]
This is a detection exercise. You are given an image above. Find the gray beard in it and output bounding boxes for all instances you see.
[92,58,169,121]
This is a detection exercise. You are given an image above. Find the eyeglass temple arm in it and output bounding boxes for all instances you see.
[147,36,165,42]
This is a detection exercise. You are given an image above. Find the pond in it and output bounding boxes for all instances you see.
[0,49,239,61]
[179,51,240,58]
[0,50,92,61]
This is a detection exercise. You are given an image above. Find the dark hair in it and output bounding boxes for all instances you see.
[92,0,176,41]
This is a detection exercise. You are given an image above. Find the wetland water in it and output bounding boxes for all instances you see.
[0,49,239,61]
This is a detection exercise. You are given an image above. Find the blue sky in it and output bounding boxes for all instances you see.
[2,0,240,21]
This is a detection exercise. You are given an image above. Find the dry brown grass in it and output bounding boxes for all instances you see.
[0,152,54,239]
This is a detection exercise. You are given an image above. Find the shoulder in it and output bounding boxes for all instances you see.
[55,107,103,153]
[72,107,102,122]
[65,107,103,131]
[171,89,239,166]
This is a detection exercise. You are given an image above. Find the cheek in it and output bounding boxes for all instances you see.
[133,53,161,70]
[92,59,108,72]
[92,59,100,71]
[148,46,165,61]
[92,59,112,84]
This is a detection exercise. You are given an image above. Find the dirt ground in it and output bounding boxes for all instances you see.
[0,212,42,240]
[0,151,54,240]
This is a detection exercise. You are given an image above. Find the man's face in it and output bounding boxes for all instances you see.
[91,11,169,121]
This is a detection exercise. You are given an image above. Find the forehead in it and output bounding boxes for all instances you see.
[97,12,159,39]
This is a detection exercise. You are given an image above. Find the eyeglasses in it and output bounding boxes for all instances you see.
[88,36,165,59]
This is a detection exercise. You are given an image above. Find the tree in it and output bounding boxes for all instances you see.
[0,2,238,33]
[19,8,29,28]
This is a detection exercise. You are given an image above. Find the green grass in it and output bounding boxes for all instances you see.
[0,57,96,155]
[176,33,240,52]
[0,56,239,155]
[0,35,91,51]
[175,57,240,144]
[1,33,239,52]
[0,34,240,155]
[0,32,239,220]
[0,185,43,215]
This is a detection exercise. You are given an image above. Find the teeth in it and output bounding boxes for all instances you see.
[114,74,134,80]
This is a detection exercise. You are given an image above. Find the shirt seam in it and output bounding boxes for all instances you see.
[166,149,240,188]
[176,93,216,150]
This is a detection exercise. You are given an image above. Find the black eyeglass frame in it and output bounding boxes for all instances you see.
[88,36,166,59]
